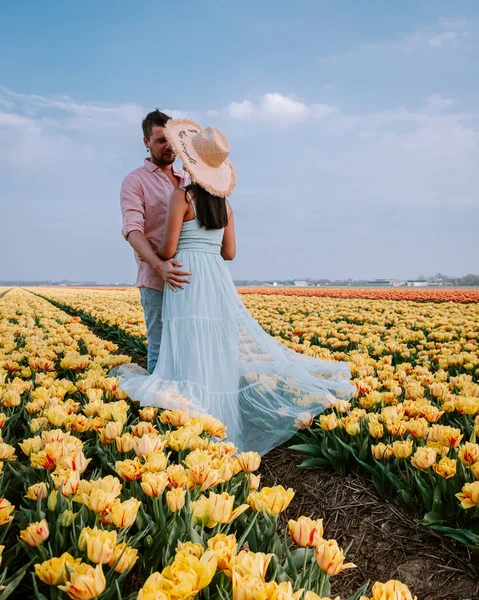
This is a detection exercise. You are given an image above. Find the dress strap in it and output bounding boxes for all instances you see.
[185,190,197,218]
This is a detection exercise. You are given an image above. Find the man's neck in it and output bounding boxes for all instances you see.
[150,158,174,173]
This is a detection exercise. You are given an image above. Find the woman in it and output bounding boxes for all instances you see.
[116,119,355,455]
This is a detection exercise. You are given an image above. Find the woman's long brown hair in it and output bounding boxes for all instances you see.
[185,183,228,230]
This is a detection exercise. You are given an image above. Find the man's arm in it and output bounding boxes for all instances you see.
[120,174,190,292]
[127,231,190,291]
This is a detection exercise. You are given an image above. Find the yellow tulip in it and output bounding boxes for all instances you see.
[371,443,393,460]
[315,538,356,575]
[160,549,217,597]
[141,471,169,497]
[411,447,437,470]
[368,420,384,439]
[370,579,417,600]
[433,457,457,479]
[52,469,81,496]
[0,499,14,525]
[115,457,144,481]
[428,425,463,448]
[143,452,169,472]
[470,462,479,480]
[319,413,338,431]
[34,552,80,585]
[0,442,17,461]
[217,460,235,483]
[207,533,237,575]
[232,550,273,580]
[247,486,295,515]
[166,464,189,488]
[232,572,265,600]
[108,542,138,573]
[131,421,157,437]
[99,421,123,445]
[191,492,249,527]
[456,481,479,509]
[19,436,43,456]
[25,482,49,501]
[187,464,221,491]
[116,433,135,453]
[236,451,261,472]
[344,420,361,436]
[160,408,190,427]
[167,428,200,452]
[78,526,117,564]
[391,440,413,459]
[67,414,91,433]
[20,519,49,547]
[176,541,205,558]
[109,498,141,528]
[134,434,166,458]
[59,450,91,474]
[58,563,106,600]
[198,414,228,438]
[406,418,429,439]
[262,581,304,599]
[166,488,187,512]
[458,442,479,467]
[288,516,324,547]
[250,474,261,491]
[44,406,69,427]
[30,442,64,470]
[137,573,169,600]
[139,406,158,421]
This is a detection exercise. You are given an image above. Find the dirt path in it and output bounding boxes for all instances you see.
[260,448,479,600]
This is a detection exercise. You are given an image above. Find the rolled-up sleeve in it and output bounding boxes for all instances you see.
[120,173,145,239]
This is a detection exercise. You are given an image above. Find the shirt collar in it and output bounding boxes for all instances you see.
[144,158,186,180]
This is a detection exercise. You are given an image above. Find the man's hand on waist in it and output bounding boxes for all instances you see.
[151,257,191,292]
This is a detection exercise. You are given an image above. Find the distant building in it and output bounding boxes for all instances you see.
[365,279,392,287]
[293,281,309,287]
[406,280,428,287]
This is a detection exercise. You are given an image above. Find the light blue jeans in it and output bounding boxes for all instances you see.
[140,287,164,373]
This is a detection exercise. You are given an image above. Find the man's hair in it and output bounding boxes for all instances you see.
[142,110,171,139]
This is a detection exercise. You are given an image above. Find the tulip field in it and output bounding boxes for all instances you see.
[0,288,478,599]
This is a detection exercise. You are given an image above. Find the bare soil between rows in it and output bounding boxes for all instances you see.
[260,448,479,600]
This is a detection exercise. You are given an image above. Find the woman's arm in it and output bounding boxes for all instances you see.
[157,188,189,260]
[221,200,236,261]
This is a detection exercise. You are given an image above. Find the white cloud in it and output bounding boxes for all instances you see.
[0,112,33,127]
[225,93,338,124]
[319,17,473,62]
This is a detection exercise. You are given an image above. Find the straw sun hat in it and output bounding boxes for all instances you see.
[165,119,236,197]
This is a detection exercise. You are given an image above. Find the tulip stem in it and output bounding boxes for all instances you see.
[301,547,309,584]
[236,511,258,549]
[317,570,327,596]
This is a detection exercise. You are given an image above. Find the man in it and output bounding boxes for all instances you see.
[121,110,191,373]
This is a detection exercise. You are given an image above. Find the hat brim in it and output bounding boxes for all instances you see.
[165,119,236,197]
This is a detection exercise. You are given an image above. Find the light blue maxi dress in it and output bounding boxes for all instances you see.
[116,201,355,455]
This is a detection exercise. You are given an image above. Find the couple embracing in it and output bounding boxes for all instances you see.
[118,110,354,455]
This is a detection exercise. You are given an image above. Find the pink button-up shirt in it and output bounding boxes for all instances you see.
[120,158,190,291]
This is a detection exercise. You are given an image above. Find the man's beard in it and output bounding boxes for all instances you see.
[151,152,176,166]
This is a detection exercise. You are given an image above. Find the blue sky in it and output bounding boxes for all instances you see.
[1,0,478,282]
